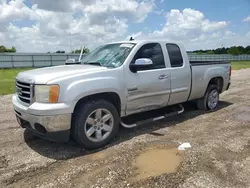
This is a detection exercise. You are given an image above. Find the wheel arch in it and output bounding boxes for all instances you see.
[72,92,122,117]
[207,77,224,93]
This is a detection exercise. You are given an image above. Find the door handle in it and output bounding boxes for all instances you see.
[158,75,169,80]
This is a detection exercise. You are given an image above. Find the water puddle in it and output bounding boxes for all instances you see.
[133,147,184,180]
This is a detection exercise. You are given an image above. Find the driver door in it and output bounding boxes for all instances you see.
[125,43,171,115]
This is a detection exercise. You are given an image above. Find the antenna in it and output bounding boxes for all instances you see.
[129,37,134,41]
[79,46,84,61]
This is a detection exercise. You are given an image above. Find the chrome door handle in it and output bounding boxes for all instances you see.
[158,75,169,80]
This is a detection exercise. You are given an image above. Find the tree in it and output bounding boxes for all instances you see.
[191,45,250,55]
[206,50,215,54]
[237,46,244,54]
[227,46,241,55]
[72,46,90,54]
[9,46,16,53]
[244,46,250,54]
[0,45,16,53]
[55,50,65,53]
[0,45,6,52]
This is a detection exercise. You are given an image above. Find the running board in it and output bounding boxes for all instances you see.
[121,104,184,128]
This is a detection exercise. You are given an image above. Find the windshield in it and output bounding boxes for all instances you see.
[81,43,135,68]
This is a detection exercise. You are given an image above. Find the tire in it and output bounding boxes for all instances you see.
[196,84,219,111]
[72,99,120,150]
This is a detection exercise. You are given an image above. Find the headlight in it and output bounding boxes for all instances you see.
[34,85,59,103]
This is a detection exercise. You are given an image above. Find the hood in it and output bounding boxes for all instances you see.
[16,65,107,84]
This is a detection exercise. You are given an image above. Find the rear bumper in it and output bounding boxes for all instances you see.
[12,94,72,142]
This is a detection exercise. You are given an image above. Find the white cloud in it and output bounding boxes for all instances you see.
[0,1,249,52]
[0,0,146,52]
[243,15,250,22]
[0,0,37,23]
[31,0,75,12]
[128,8,249,50]
[146,8,228,43]
[82,0,154,24]
[31,0,153,23]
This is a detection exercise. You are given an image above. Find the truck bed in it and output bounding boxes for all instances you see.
[188,61,231,101]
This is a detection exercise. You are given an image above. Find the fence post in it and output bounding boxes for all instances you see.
[50,55,52,66]
[32,55,34,67]
[11,55,14,68]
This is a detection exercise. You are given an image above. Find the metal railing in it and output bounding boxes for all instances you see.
[0,53,83,68]
[1,53,250,68]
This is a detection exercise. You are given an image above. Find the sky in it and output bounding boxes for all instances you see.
[0,0,249,52]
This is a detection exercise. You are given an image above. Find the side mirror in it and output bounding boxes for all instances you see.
[129,58,153,73]
[65,58,81,65]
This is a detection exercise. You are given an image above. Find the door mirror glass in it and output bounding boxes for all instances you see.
[130,58,153,73]
[134,58,153,65]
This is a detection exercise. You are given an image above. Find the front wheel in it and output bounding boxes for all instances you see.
[196,84,219,111]
[72,99,120,150]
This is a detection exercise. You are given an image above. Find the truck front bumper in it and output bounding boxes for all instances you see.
[12,94,72,142]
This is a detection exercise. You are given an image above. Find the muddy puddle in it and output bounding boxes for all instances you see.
[133,147,184,180]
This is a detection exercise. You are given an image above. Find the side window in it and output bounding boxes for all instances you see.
[166,44,183,67]
[132,43,165,70]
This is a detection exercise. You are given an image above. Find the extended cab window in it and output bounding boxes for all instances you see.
[166,44,183,67]
[132,43,165,70]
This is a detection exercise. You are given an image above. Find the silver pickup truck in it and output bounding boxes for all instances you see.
[12,40,231,149]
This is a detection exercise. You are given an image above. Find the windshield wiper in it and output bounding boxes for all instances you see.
[83,61,103,66]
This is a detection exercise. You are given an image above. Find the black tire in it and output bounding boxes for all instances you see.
[196,84,219,111]
[72,99,120,150]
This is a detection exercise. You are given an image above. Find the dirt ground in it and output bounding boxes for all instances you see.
[0,69,250,188]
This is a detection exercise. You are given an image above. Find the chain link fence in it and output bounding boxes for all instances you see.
[1,53,250,68]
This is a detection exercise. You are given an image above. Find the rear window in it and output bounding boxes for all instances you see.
[166,44,183,67]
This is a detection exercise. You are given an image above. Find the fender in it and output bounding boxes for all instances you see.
[64,76,126,113]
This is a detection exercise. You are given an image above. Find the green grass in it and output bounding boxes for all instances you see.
[0,61,250,95]
[231,61,250,70]
[0,68,32,95]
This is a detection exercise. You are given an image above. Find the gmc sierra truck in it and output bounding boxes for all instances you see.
[12,40,231,149]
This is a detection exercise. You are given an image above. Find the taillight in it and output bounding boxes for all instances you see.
[229,66,232,77]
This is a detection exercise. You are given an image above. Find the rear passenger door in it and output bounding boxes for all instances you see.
[125,43,171,115]
[166,43,191,105]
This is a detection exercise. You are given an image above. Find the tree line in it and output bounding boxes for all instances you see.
[71,47,90,54]
[0,45,16,53]
[0,45,90,54]
[47,47,90,54]
[189,45,250,55]
[1,45,250,55]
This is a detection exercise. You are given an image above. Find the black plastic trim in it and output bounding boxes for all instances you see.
[190,61,230,66]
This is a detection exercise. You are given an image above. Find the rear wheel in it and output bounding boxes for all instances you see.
[196,84,219,111]
[72,99,120,150]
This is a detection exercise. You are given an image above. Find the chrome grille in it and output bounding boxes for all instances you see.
[16,80,32,104]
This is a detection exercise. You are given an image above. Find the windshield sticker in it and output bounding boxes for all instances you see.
[120,43,134,48]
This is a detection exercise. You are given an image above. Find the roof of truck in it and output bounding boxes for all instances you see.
[106,39,184,46]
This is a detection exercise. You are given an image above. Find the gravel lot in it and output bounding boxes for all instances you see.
[1,69,250,188]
